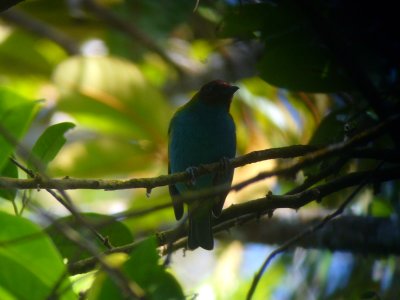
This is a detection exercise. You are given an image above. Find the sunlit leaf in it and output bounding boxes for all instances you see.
[52,55,171,176]
[0,30,53,76]
[0,89,38,171]
[28,122,75,171]
[369,197,393,217]
[88,237,184,300]
[53,56,171,141]
[50,135,157,177]
[0,211,75,299]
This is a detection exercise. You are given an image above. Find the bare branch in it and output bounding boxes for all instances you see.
[81,0,184,75]
[2,114,396,197]
[247,175,370,299]
[1,9,80,55]
[32,204,145,299]
[233,216,400,255]
[0,145,317,190]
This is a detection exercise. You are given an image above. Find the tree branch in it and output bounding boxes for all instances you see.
[0,0,23,12]
[1,9,80,55]
[247,181,367,300]
[0,145,317,190]
[296,0,400,147]
[217,166,400,224]
[67,165,400,275]
[81,0,184,75]
[0,110,398,193]
[234,216,400,255]
[32,204,145,299]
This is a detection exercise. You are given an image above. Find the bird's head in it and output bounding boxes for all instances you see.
[197,80,239,110]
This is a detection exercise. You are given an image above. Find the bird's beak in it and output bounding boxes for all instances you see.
[229,85,239,94]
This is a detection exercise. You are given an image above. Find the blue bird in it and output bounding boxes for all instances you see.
[168,80,238,250]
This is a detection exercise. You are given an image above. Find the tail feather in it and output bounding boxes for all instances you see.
[188,211,213,250]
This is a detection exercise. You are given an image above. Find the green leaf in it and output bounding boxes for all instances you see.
[50,135,156,177]
[46,213,134,263]
[28,122,75,171]
[88,237,184,300]
[0,30,54,76]
[369,197,393,217]
[0,284,18,300]
[0,211,75,300]
[0,89,38,171]
[53,56,171,141]
[0,159,18,202]
[304,108,348,178]
[51,55,172,176]
[308,108,347,146]
[221,3,296,39]
[222,2,352,92]
[258,43,352,92]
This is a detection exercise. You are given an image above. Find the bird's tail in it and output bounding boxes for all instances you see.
[188,206,213,250]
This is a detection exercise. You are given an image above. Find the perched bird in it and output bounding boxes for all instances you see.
[168,80,238,250]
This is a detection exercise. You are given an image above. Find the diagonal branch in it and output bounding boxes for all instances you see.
[1,9,80,55]
[32,203,145,299]
[67,165,400,275]
[245,159,383,299]
[81,0,184,75]
[246,182,366,300]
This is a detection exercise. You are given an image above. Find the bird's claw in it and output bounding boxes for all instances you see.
[218,157,231,172]
[185,166,198,186]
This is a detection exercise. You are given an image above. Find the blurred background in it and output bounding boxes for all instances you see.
[1,0,399,299]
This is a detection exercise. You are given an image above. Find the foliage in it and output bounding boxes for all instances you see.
[0,1,399,299]
[0,211,75,300]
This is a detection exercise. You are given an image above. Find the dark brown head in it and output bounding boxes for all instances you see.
[197,80,239,109]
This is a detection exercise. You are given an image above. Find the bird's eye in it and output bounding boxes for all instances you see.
[203,83,216,94]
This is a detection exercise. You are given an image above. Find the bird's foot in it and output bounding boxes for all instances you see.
[185,166,198,186]
[218,157,231,172]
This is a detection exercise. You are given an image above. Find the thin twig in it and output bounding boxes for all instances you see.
[246,162,383,300]
[31,203,145,300]
[286,157,348,195]
[67,165,400,274]
[231,114,398,194]
[1,124,114,259]
[10,157,113,250]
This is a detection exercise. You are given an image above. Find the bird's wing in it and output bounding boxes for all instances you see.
[168,163,184,220]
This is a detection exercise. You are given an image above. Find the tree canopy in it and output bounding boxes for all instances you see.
[0,1,399,299]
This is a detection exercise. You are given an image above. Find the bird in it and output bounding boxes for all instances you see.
[168,80,238,250]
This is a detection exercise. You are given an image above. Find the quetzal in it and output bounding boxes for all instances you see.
[168,80,238,250]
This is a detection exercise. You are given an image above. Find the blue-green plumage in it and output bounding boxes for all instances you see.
[168,80,238,250]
